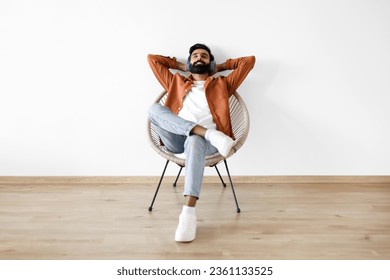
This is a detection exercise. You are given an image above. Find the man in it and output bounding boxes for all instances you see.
[147,43,255,242]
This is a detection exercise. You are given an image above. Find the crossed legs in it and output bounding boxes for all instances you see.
[148,104,217,204]
[148,103,233,241]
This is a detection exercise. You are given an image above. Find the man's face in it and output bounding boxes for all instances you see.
[189,49,211,74]
[190,49,211,65]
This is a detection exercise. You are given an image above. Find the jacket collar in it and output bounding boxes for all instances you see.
[185,74,214,85]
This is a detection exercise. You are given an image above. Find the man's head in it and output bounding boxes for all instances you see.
[188,43,215,74]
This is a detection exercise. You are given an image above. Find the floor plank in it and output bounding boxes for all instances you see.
[0,180,389,259]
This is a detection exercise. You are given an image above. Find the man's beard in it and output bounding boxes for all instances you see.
[189,61,211,74]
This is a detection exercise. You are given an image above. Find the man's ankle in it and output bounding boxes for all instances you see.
[182,205,196,215]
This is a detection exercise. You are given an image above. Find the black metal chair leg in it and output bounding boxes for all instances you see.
[148,160,169,212]
[214,165,227,187]
[173,166,183,187]
[223,159,241,213]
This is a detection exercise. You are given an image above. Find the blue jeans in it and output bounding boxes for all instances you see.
[148,104,218,198]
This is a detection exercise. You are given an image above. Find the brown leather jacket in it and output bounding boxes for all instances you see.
[147,54,255,138]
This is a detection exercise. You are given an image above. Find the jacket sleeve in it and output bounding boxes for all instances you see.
[147,54,178,91]
[224,56,256,95]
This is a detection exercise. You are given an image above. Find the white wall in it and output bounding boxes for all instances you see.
[1,0,389,176]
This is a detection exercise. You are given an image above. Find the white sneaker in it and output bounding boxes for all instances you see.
[175,212,197,242]
[205,129,234,157]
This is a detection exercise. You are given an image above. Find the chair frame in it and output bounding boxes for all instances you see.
[147,91,250,213]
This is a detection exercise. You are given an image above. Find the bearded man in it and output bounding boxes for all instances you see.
[147,43,255,242]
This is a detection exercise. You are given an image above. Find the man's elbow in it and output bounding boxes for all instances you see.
[247,56,256,69]
[147,54,156,63]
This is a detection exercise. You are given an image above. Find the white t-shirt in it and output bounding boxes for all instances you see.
[178,81,217,130]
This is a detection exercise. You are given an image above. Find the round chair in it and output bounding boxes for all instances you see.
[147,91,250,213]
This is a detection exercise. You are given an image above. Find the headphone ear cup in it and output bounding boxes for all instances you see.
[186,57,191,71]
[210,60,216,73]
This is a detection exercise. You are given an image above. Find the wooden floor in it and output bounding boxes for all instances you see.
[0,177,389,260]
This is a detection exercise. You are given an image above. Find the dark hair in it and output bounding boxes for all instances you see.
[188,43,214,61]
